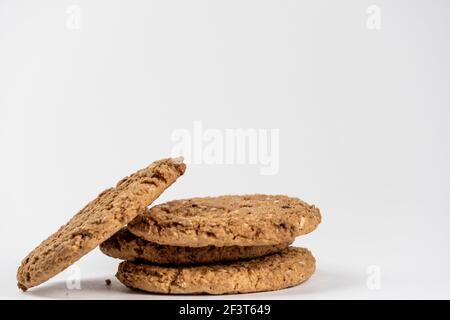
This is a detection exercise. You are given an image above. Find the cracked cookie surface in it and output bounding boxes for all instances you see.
[100,228,292,264]
[128,195,321,247]
[17,158,186,290]
[116,247,315,294]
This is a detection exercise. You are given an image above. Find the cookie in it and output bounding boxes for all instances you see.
[100,228,292,264]
[128,195,321,247]
[17,157,186,290]
[116,247,315,294]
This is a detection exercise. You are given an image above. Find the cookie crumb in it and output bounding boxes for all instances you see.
[172,156,184,164]
[105,279,112,286]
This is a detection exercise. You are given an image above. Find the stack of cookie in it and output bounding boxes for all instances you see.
[17,157,321,295]
[101,195,321,294]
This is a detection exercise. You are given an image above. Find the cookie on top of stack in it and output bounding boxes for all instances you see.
[101,195,321,294]
[17,157,321,295]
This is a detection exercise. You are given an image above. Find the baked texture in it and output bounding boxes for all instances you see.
[100,228,292,264]
[128,195,321,247]
[17,158,186,290]
[116,247,315,294]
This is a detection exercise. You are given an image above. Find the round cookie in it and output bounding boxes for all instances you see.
[116,247,315,294]
[17,157,186,291]
[100,228,292,264]
[128,195,321,247]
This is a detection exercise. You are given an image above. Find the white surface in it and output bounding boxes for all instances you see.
[1,0,450,299]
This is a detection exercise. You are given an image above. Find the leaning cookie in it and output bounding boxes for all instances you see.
[17,157,186,291]
[100,228,292,265]
[128,195,321,247]
[116,247,315,294]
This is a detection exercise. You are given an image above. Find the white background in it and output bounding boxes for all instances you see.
[1,0,449,299]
